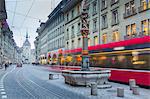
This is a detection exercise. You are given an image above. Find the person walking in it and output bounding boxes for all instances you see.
[4,63,7,70]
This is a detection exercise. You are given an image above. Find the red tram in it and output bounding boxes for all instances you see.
[64,36,150,87]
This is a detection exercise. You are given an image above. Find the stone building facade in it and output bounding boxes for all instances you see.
[35,0,150,65]
[36,0,67,64]
[0,0,22,65]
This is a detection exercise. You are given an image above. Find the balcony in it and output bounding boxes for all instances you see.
[138,31,150,37]
[92,11,97,16]
[101,25,108,30]
[124,34,137,40]
[111,20,119,26]
[124,31,150,40]
[111,0,119,6]
[101,6,107,11]
[123,8,137,19]
[138,3,150,13]
[93,29,98,33]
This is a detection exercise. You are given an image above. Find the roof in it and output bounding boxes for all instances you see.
[23,38,31,46]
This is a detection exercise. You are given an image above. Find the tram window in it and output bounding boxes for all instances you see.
[132,54,149,70]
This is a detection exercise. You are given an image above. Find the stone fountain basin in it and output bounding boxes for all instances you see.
[62,70,111,86]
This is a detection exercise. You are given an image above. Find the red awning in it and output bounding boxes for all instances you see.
[64,36,150,54]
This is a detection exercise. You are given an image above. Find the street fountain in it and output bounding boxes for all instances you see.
[62,0,111,88]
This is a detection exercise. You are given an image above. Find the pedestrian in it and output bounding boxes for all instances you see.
[4,63,7,70]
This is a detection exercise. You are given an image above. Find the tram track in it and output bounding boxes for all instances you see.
[23,66,88,99]
[16,67,63,99]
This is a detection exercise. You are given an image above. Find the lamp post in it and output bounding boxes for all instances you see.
[80,0,90,71]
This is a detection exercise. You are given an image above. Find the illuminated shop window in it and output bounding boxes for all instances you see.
[88,38,91,46]
[149,19,150,34]
[141,20,148,35]
[112,30,120,42]
[72,40,74,49]
[118,55,125,62]
[78,38,81,48]
[141,0,147,10]
[131,23,136,34]
[94,36,98,45]
[77,4,80,15]
[102,33,107,44]
[126,25,131,35]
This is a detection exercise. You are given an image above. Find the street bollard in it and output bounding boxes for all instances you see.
[91,82,98,96]
[132,86,140,95]
[49,74,53,80]
[117,87,124,97]
[129,79,136,90]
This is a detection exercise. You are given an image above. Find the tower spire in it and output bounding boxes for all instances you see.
[26,29,28,39]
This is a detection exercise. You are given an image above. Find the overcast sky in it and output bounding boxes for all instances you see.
[5,0,61,49]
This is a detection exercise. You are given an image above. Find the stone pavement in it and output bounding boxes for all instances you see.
[30,66,150,99]
[0,67,5,77]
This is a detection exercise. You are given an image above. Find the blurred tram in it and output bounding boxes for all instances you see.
[64,36,150,87]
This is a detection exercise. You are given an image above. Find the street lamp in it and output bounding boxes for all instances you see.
[80,0,90,71]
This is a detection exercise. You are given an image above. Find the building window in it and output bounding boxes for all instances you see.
[112,9,119,26]
[87,21,90,29]
[72,40,74,49]
[131,23,136,35]
[149,19,150,34]
[112,30,120,42]
[77,4,80,15]
[94,36,98,45]
[141,20,149,35]
[71,26,74,36]
[87,5,90,18]
[130,0,136,13]
[66,42,69,49]
[101,0,107,10]
[102,33,107,44]
[67,13,69,22]
[140,0,149,10]
[78,38,81,47]
[125,3,130,14]
[93,1,97,15]
[71,9,74,19]
[66,28,69,40]
[126,23,136,36]
[126,25,131,36]
[88,38,91,46]
[111,0,118,5]
[124,1,136,18]
[93,18,97,32]
[78,22,80,32]
[102,14,108,29]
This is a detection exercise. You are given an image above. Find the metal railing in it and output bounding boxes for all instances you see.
[124,31,150,40]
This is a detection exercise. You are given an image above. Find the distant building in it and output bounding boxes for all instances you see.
[21,32,36,64]
[31,49,36,63]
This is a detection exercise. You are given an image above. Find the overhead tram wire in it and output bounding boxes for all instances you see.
[11,0,18,28]
[6,0,31,2]
[7,10,44,21]
[20,0,36,29]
